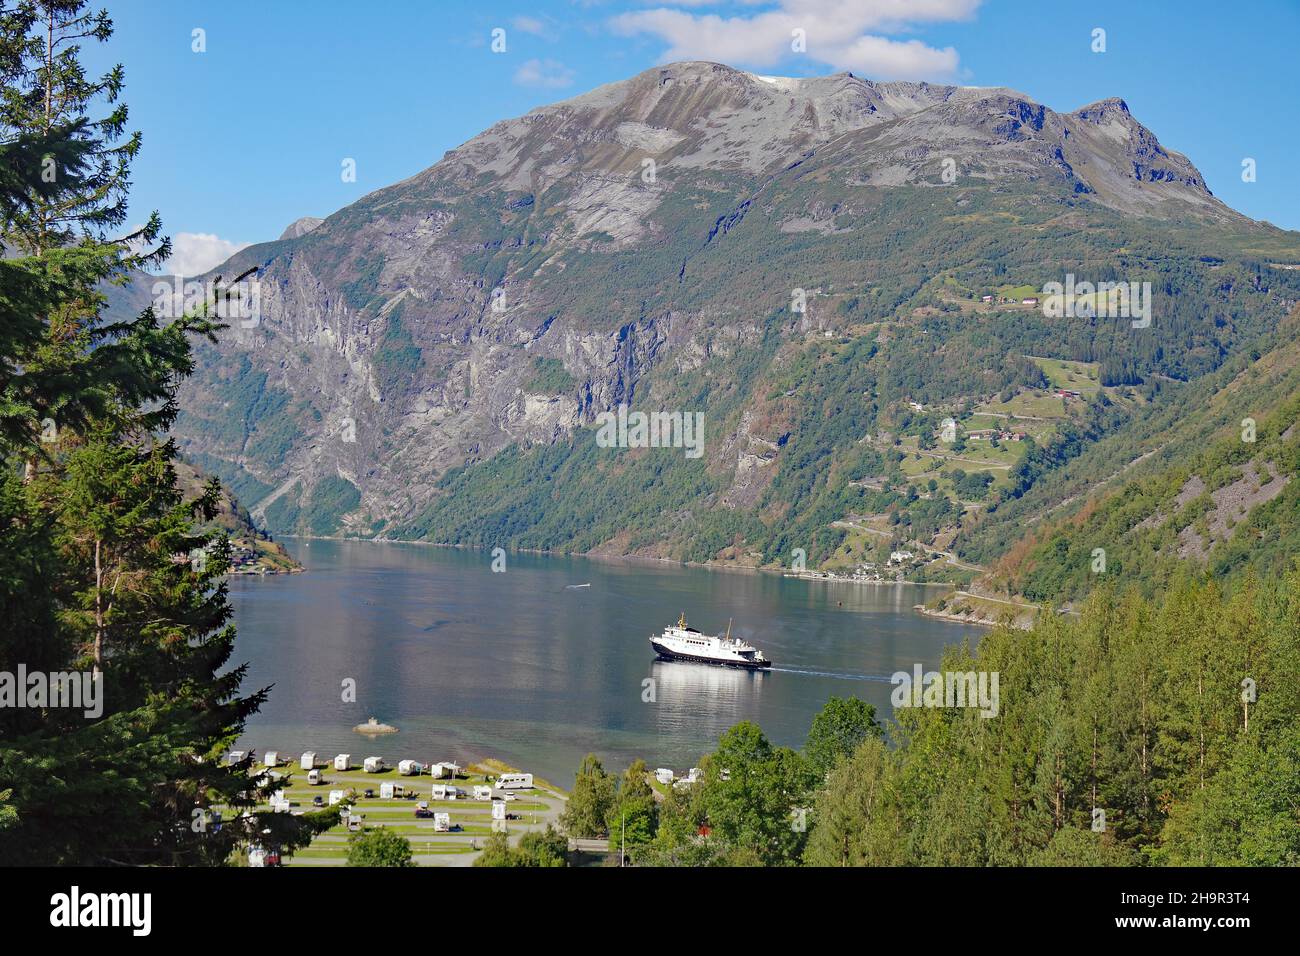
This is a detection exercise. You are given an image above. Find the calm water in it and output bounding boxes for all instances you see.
[229,540,983,784]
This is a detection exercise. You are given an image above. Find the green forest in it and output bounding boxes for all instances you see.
[548,574,1299,867]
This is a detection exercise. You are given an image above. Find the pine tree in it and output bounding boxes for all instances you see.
[0,0,334,865]
[1,0,140,256]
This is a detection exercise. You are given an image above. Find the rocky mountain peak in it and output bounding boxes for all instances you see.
[279,216,324,241]
[418,61,1229,224]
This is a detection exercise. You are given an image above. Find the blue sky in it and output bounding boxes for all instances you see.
[85,0,1299,273]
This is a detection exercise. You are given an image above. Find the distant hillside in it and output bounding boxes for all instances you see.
[979,307,1300,600]
[173,459,301,574]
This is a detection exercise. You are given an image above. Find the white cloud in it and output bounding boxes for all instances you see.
[514,58,577,89]
[611,0,980,81]
[512,15,558,41]
[163,232,249,278]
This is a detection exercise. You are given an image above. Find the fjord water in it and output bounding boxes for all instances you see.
[230,540,983,784]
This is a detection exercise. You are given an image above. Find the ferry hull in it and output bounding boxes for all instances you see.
[650,639,773,670]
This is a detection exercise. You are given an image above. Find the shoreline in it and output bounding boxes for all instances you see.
[279,533,963,590]
[912,603,996,628]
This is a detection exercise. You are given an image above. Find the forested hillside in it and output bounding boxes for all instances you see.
[556,572,1300,867]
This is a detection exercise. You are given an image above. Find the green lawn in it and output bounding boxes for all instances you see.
[1026,355,1102,397]
[973,391,1069,421]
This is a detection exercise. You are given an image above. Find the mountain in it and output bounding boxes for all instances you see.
[278,216,324,241]
[167,61,1300,600]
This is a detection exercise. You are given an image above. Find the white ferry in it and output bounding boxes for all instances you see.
[650,614,772,670]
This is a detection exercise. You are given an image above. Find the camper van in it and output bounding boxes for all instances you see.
[249,844,282,867]
[328,789,345,806]
[363,756,384,773]
[473,785,493,801]
[263,751,281,767]
[495,772,533,790]
[380,782,404,799]
[334,754,351,771]
[397,759,422,776]
[433,813,451,832]
[307,769,322,786]
[300,752,316,771]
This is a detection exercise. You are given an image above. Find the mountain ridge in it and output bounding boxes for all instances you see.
[164,60,1300,603]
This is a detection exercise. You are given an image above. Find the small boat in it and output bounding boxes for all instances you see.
[565,583,591,589]
[650,614,772,670]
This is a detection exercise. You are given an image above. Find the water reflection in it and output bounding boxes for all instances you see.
[228,540,983,783]
[648,658,768,741]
